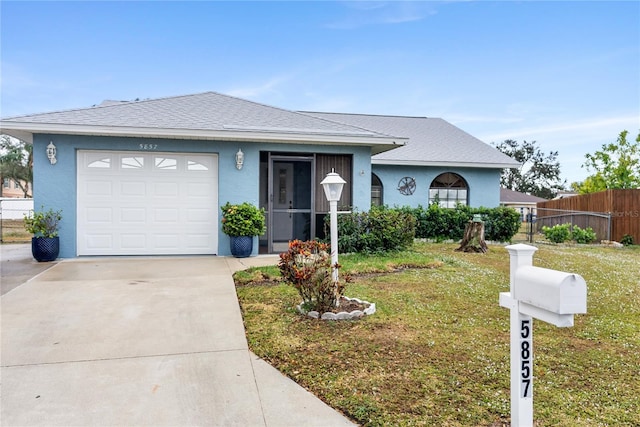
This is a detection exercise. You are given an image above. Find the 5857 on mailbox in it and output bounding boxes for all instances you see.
[520,320,532,398]
[499,244,587,427]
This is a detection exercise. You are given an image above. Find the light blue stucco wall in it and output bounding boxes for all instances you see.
[371,164,502,208]
[32,134,372,257]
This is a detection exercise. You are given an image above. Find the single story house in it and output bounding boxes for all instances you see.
[1,178,31,198]
[0,91,518,257]
[499,188,547,220]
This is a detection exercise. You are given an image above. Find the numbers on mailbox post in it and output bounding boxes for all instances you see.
[520,319,532,398]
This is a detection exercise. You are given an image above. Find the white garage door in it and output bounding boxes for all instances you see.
[77,150,218,255]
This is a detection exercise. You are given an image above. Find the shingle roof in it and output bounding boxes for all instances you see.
[1,92,404,153]
[301,112,520,168]
[500,188,547,203]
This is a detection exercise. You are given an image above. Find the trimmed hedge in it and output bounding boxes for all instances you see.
[327,206,416,254]
[401,204,521,243]
[325,204,521,253]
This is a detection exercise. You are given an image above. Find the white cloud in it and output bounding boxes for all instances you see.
[225,74,292,99]
[471,114,640,185]
[326,1,436,29]
[480,115,640,145]
[447,114,525,125]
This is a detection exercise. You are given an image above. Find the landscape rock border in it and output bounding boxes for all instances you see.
[297,297,376,320]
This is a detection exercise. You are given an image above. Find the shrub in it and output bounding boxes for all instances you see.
[406,203,470,241]
[572,225,597,244]
[330,206,416,253]
[328,204,521,252]
[405,204,520,243]
[278,240,344,313]
[24,207,62,238]
[482,206,522,242]
[542,223,571,243]
[221,202,266,236]
[621,234,634,246]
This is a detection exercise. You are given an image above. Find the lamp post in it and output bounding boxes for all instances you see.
[320,169,346,283]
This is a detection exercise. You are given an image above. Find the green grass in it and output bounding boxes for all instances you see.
[236,242,640,426]
[0,219,31,243]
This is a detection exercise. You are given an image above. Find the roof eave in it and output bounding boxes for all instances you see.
[372,158,522,169]
[0,122,407,154]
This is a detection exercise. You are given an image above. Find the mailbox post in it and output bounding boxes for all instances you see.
[499,244,587,427]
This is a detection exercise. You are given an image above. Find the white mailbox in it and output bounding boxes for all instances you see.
[513,266,587,327]
[499,244,588,427]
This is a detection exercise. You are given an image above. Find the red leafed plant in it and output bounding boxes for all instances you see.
[278,240,344,314]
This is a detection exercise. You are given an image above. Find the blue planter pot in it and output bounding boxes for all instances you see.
[32,237,60,262]
[230,236,253,258]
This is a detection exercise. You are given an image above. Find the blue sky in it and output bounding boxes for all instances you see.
[2,1,639,185]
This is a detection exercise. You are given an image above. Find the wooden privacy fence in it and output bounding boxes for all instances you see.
[536,189,640,242]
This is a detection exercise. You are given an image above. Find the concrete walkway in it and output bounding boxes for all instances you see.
[1,250,355,426]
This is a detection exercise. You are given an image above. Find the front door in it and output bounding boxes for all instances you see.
[269,156,313,252]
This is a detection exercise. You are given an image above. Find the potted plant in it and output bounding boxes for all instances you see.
[221,202,266,257]
[24,207,62,262]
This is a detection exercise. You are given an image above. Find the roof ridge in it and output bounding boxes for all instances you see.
[2,90,293,121]
[300,111,431,120]
[0,91,215,120]
[204,94,401,139]
[298,111,400,139]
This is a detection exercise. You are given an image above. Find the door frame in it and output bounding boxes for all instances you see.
[267,153,316,253]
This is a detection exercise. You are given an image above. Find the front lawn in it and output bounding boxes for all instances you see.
[235,243,640,426]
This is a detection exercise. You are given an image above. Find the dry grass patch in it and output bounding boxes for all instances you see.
[1,219,31,243]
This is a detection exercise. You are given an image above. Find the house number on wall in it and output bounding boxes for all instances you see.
[139,144,158,150]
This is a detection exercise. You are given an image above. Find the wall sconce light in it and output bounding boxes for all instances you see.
[46,142,57,165]
[235,149,244,170]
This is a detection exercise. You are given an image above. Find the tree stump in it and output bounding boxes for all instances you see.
[456,220,488,253]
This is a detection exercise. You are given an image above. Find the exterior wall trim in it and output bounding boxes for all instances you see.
[1,123,406,154]
[372,159,519,168]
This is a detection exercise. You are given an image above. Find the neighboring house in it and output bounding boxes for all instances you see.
[0,91,518,257]
[553,190,579,199]
[1,178,31,198]
[500,188,547,220]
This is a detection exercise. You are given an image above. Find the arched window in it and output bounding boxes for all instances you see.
[371,173,383,206]
[429,172,468,208]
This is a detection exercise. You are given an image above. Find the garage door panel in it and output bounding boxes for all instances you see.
[120,208,146,223]
[187,182,213,197]
[121,234,147,250]
[86,180,113,196]
[186,234,213,249]
[78,151,218,255]
[120,156,145,169]
[86,154,112,169]
[154,182,179,197]
[85,234,113,250]
[86,207,113,223]
[121,181,147,196]
[186,208,210,222]
[154,234,180,249]
[154,208,179,223]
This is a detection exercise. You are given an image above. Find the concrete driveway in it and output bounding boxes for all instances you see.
[1,244,58,295]
[1,254,355,426]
